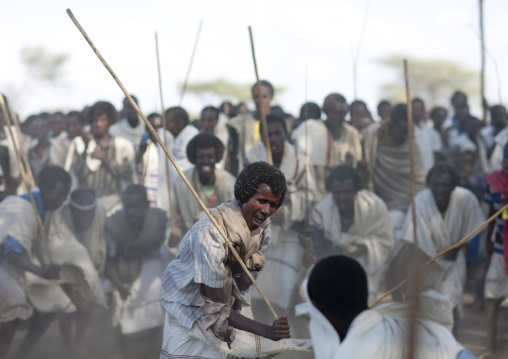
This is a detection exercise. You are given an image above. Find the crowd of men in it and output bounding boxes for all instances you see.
[0,80,506,358]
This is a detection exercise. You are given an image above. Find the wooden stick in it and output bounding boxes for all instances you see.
[179,20,203,106]
[404,60,418,247]
[11,113,37,187]
[479,0,487,123]
[155,32,175,226]
[370,203,507,308]
[66,9,279,319]
[403,60,419,359]
[0,95,50,263]
[248,26,273,165]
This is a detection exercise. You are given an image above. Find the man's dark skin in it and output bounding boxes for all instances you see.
[201,183,291,341]
[3,179,69,359]
[121,97,140,128]
[324,101,349,140]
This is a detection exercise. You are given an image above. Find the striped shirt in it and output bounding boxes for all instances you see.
[484,185,504,254]
[161,214,270,329]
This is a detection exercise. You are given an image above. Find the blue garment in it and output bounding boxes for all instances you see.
[2,190,47,257]
[457,348,475,359]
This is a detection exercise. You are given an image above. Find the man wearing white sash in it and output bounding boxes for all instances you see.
[245,114,314,313]
[310,165,394,304]
[399,163,485,332]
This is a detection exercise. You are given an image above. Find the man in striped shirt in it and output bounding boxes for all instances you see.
[160,162,290,358]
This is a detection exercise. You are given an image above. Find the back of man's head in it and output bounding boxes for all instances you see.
[308,255,368,321]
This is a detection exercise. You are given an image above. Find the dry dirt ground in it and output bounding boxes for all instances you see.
[7,281,508,359]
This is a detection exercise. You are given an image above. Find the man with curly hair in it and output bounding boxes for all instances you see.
[65,101,136,215]
[169,133,236,247]
[160,162,298,358]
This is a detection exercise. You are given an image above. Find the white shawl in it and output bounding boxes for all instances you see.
[311,190,394,275]
[400,187,485,306]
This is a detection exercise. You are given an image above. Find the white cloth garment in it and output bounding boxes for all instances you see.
[291,120,362,201]
[400,187,485,307]
[113,246,169,334]
[298,276,466,359]
[414,121,442,171]
[484,252,508,299]
[311,190,394,304]
[109,116,146,147]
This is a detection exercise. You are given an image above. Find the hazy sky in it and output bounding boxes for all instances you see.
[2,0,508,118]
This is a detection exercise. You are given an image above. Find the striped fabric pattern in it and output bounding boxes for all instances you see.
[161,216,227,329]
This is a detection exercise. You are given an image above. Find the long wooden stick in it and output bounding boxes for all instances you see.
[370,203,507,308]
[8,109,36,188]
[66,9,278,319]
[179,20,203,106]
[155,32,174,226]
[403,59,418,359]
[0,95,50,263]
[404,60,418,247]
[479,0,487,123]
[248,26,273,165]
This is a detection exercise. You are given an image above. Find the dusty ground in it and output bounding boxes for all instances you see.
[7,281,508,359]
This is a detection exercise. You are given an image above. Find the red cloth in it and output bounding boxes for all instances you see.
[486,170,508,275]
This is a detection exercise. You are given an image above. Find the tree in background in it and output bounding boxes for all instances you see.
[378,55,478,107]
[180,78,285,104]
[3,46,69,114]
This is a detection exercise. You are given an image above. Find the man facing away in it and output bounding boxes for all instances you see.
[301,255,475,358]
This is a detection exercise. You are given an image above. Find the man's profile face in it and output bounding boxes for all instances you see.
[412,101,425,122]
[331,178,356,215]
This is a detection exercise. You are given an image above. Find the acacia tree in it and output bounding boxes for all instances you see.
[378,55,478,107]
[180,78,285,103]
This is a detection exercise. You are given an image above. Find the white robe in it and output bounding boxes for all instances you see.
[311,190,394,303]
[109,116,145,147]
[298,280,466,359]
[156,125,199,212]
[291,120,363,201]
[400,187,485,307]
[414,121,442,171]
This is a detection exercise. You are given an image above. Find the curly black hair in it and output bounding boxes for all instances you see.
[425,163,460,188]
[234,161,286,209]
[325,165,364,192]
[186,133,225,164]
[90,101,118,124]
